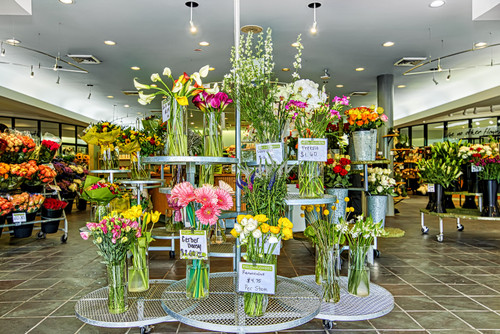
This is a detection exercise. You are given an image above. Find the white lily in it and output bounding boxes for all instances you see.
[252,229,262,239]
[150,73,161,82]
[138,91,155,105]
[191,72,202,86]
[199,65,210,78]
[163,67,171,76]
[206,82,219,94]
[134,78,150,90]
[172,80,183,93]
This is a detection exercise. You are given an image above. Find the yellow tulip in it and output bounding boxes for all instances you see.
[176,96,188,106]
[151,211,161,223]
[230,228,238,238]
[236,215,245,223]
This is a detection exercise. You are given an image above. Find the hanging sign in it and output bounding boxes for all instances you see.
[180,230,208,260]
[237,263,276,295]
[427,184,435,193]
[256,142,283,164]
[471,165,483,173]
[162,100,171,122]
[298,138,328,162]
[12,212,26,226]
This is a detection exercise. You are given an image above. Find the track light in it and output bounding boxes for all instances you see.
[446,69,451,81]
[186,2,199,34]
[463,110,467,116]
[0,42,5,57]
[87,84,93,100]
[308,2,321,35]
[432,74,438,85]
[30,65,34,78]
[490,105,494,113]
[56,75,60,84]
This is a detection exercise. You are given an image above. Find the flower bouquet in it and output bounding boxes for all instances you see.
[23,164,57,187]
[325,154,351,189]
[192,91,233,185]
[27,194,45,214]
[81,213,140,314]
[230,214,293,317]
[0,131,36,163]
[344,215,386,297]
[0,197,13,216]
[80,175,122,222]
[53,158,87,199]
[117,127,148,179]
[367,167,397,196]
[0,163,23,191]
[9,192,30,212]
[134,65,210,156]
[170,181,233,299]
[81,122,121,169]
[138,131,164,157]
[303,203,347,303]
[30,133,61,164]
[42,198,67,215]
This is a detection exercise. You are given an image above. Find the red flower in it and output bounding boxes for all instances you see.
[326,158,334,165]
[333,165,342,174]
[340,168,348,176]
[340,158,350,166]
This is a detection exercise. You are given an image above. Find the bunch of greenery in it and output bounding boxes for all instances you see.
[417,141,463,188]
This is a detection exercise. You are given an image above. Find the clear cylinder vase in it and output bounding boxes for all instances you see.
[315,245,323,285]
[127,241,149,292]
[321,245,340,303]
[200,112,223,186]
[186,258,210,300]
[130,153,148,180]
[167,98,188,156]
[244,292,269,317]
[299,161,325,198]
[348,245,370,297]
[107,259,128,314]
[91,203,109,223]
[102,146,119,170]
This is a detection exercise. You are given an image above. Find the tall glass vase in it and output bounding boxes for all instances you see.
[315,245,323,285]
[107,259,128,314]
[166,98,188,156]
[200,112,223,186]
[130,152,148,180]
[127,239,149,292]
[101,146,119,170]
[92,203,109,222]
[186,258,210,300]
[244,292,269,317]
[299,161,324,198]
[348,245,370,297]
[321,245,340,303]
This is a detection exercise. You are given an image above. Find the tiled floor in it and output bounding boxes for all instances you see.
[1,196,500,333]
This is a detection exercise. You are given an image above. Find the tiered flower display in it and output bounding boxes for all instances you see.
[37,138,61,163]
[53,158,88,198]
[116,127,148,179]
[81,122,121,169]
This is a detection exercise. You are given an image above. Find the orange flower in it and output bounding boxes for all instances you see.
[356,120,364,126]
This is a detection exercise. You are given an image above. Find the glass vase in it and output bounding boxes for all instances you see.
[186,258,210,300]
[166,98,188,156]
[107,259,128,314]
[101,146,119,170]
[127,240,149,292]
[244,292,269,317]
[321,245,340,303]
[130,153,148,180]
[200,112,223,186]
[348,245,370,297]
[92,203,109,223]
[299,161,324,198]
[315,245,323,285]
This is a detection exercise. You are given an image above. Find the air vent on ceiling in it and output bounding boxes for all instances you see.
[122,91,139,96]
[394,57,426,67]
[350,91,369,96]
[67,54,101,64]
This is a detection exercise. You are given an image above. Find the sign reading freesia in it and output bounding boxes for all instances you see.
[298,138,328,161]
[180,230,208,260]
[238,263,276,294]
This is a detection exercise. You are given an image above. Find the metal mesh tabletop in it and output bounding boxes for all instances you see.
[116,179,165,185]
[142,156,239,165]
[292,275,394,321]
[75,280,176,328]
[161,272,321,333]
[284,194,335,206]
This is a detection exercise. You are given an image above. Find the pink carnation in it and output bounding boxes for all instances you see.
[80,231,89,240]
[380,114,388,122]
[194,185,218,206]
[171,182,196,207]
[215,188,233,210]
[195,203,220,226]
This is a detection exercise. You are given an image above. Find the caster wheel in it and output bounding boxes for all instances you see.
[37,231,46,239]
[322,320,335,330]
[457,225,464,232]
[421,226,429,234]
[140,326,152,334]
[61,234,68,243]
[373,249,381,258]
[436,235,443,242]
[169,251,175,259]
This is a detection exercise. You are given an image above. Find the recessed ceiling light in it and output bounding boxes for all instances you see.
[429,0,445,8]
[104,40,116,46]
[59,0,74,4]
[107,95,114,99]
[194,48,202,52]
[336,84,344,88]
[199,41,210,46]
[291,42,301,47]
[382,41,395,47]
[474,42,487,48]
[397,85,406,88]
[5,38,20,45]
[124,104,130,108]
[130,66,140,70]
[282,68,290,72]
[423,120,426,123]
[209,67,215,71]
[355,67,365,72]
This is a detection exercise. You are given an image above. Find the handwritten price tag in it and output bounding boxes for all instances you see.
[298,138,328,162]
[180,230,208,260]
[12,212,26,226]
[238,263,275,295]
[162,99,171,122]
[471,165,483,173]
[256,143,283,164]
[427,184,435,193]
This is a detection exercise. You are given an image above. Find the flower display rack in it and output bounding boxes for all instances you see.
[89,169,131,183]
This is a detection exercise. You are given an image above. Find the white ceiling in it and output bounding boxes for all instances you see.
[0,0,499,128]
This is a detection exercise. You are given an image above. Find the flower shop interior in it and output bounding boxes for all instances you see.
[0,0,500,333]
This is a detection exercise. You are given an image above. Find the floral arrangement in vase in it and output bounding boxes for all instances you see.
[345,105,388,131]
[80,213,140,314]
[81,122,121,169]
[325,154,351,189]
[367,167,397,196]
[170,181,233,300]
[230,214,293,317]
[0,131,36,163]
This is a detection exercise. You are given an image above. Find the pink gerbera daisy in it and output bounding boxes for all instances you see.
[196,203,220,226]
[170,182,196,207]
[215,188,233,210]
[194,185,217,206]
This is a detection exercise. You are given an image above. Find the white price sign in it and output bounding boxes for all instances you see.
[427,184,435,193]
[12,212,26,226]
[298,138,328,162]
[180,230,208,260]
[162,99,171,122]
[238,263,276,295]
[471,165,483,173]
[256,143,283,164]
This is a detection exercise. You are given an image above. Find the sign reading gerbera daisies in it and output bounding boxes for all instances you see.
[180,230,208,260]
[298,138,328,162]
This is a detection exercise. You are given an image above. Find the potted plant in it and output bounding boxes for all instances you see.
[41,198,67,234]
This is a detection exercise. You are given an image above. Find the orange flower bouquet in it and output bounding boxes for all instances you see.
[345,105,388,131]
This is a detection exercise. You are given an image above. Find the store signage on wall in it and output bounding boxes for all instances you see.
[447,127,500,139]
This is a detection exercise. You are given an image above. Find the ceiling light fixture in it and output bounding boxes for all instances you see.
[449,113,453,117]
[87,84,93,100]
[0,42,5,57]
[56,74,60,84]
[282,68,290,72]
[124,104,130,108]
[130,66,140,70]
[190,112,193,118]
[308,2,321,35]
[209,67,215,71]
[30,65,34,78]
[320,68,330,80]
[59,0,74,4]
[429,0,445,8]
[336,84,343,88]
[474,41,487,49]
[104,40,116,46]
[397,85,406,88]
[382,41,395,47]
[186,1,199,34]
[355,67,365,71]
[5,38,20,45]
[199,41,209,46]
[446,69,451,81]
[489,120,494,125]
[190,122,195,125]
[107,95,114,99]
[475,121,480,125]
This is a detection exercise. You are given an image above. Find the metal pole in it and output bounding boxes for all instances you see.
[234,0,241,213]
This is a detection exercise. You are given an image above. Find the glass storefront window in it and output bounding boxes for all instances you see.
[14,119,38,138]
[472,117,499,141]
[62,124,76,144]
[41,121,60,138]
[446,120,469,142]
[0,117,12,130]
[77,126,86,145]
[411,125,424,147]
[427,122,444,145]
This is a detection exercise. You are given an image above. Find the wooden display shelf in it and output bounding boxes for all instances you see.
[391,148,412,151]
